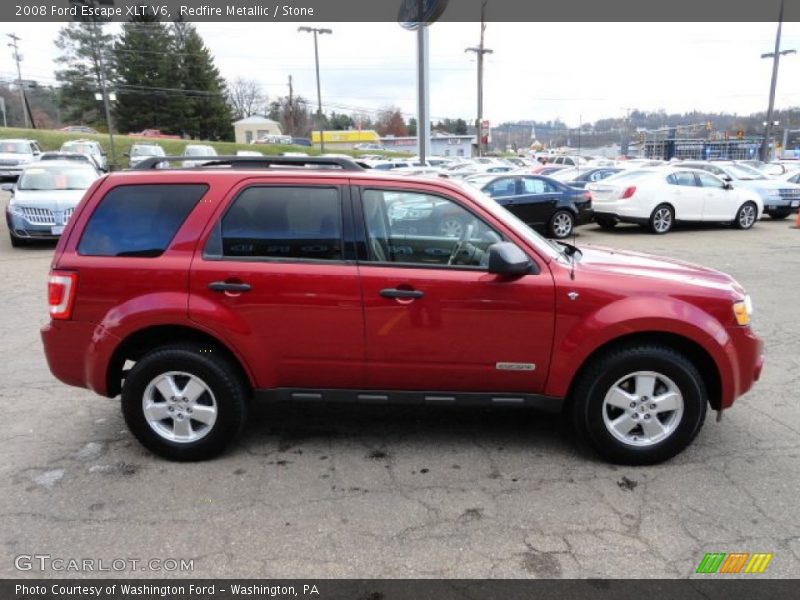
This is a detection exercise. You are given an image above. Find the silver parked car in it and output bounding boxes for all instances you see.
[60,139,108,172]
[182,144,218,167]
[0,139,42,180]
[127,143,166,168]
[3,161,100,247]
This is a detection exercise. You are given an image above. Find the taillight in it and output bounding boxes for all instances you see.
[620,186,637,199]
[48,271,78,320]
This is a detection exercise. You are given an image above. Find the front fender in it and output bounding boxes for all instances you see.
[544,295,736,402]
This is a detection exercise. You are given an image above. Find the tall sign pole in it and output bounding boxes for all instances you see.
[399,0,448,163]
[465,2,492,157]
[760,0,796,161]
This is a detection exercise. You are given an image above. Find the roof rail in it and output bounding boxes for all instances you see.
[129,155,365,171]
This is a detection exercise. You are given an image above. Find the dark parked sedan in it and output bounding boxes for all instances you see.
[564,167,623,189]
[467,173,593,238]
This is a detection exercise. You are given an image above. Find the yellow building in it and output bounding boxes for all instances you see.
[310,130,381,149]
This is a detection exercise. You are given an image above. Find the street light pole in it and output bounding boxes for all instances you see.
[298,26,332,153]
[6,33,29,128]
[465,1,492,157]
[92,21,117,168]
[760,0,796,161]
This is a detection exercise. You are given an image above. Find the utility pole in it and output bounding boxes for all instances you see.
[760,0,796,161]
[465,1,492,157]
[6,34,29,128]
[298,26,332,153]
[287,74,294,135]
[90,19,116,168]
[620,107,634,157]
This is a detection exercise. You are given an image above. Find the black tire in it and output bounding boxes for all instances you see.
[768,210,791,220]
[548,209,575,239]
[649,204,674,234]
[595,216,617,230]
[733,201,758,230]
[569,345,707,465]
[121,344,249,461]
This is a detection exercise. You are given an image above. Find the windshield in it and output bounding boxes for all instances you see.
[0,142,30,154]
[726,163,767,180]
[63,143,98,156]
[18,166,97,190]
[132,145,165,157]
[185,146,215,156]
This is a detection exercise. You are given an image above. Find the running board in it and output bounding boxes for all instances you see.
[255,388,562,412]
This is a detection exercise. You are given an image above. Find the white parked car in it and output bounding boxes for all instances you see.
[182,144,217,167]
[587,167,763,234]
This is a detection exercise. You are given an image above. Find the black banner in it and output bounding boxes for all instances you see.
[4,579,800,600]
[4,0,800,23]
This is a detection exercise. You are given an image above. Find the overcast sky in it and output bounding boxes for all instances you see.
[2,21,800,126]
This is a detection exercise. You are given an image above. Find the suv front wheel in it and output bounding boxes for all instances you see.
[570,345,707,464]
[121,344,248,461]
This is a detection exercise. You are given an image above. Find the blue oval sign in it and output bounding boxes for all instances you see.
[398,0,450,29]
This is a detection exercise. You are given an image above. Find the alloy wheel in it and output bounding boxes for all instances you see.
[142,371,218,443]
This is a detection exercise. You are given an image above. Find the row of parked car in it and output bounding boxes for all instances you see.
[356,155,800,238]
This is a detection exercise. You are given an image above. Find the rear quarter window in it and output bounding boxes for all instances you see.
[77,184,208,257]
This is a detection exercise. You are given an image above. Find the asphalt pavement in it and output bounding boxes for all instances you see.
[1,194,798,578]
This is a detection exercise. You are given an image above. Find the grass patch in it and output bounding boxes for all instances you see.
[0,126,411,169]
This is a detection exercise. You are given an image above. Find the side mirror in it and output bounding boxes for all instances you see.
[1,183,14,192]
[721,174,733,182]
[487,242,532,276]
[723,181,733,190]
[123,152,130,157]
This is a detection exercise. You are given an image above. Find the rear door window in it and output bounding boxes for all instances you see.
[78,184,207,257]
[216,186,343,261]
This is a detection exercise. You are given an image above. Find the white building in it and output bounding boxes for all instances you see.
[233,116,282,145]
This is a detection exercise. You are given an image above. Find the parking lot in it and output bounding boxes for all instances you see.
[1,193,799,579]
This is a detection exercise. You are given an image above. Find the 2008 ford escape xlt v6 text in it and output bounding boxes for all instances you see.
[41,156,764,464]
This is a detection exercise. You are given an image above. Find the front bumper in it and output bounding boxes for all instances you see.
[5,211,63,240]
[763,197,800,214]
[0,166,23,179]
[720,325,764,409]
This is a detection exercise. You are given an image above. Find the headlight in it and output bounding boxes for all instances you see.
[766,190,781,198]
[7,203,24,217]
[733,294,753,326]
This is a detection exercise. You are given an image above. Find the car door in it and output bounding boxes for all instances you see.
[665,171,704,220]
[353,181,555,393]
[695,171,735,220]
[482,176,521,220]
[512,176,562,225]
[189,179,365,390]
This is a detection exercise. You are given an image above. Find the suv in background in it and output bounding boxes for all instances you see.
[0,139,42,179]
[41,156,763,465]
[681,160,800,219]
[60,139,108,172]
[127,143,167,168]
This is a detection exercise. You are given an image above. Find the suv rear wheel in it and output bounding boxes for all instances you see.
[121,344,248,461]
[570,345,707,464]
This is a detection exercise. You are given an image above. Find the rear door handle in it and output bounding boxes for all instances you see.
[208,281,252,293]
[380,288,424,299]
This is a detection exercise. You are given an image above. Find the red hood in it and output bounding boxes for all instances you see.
[576,244,744,294]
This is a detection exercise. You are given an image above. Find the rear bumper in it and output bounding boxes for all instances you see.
[592,210,648,226]
[41,320,120,396]
[575,205,594,226]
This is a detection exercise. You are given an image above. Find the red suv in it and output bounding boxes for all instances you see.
[41,156,764,464]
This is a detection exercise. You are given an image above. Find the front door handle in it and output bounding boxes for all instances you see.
[379,288,424,299]
[208,281,252,293]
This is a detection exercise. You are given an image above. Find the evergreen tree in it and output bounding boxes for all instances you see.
[53,21,114,128]
[112,15,175,134]
[172,21,232,140]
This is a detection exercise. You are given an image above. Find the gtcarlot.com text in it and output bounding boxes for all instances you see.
[14,554,193,573]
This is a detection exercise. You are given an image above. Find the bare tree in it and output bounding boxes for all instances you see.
[226,77,266,120]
